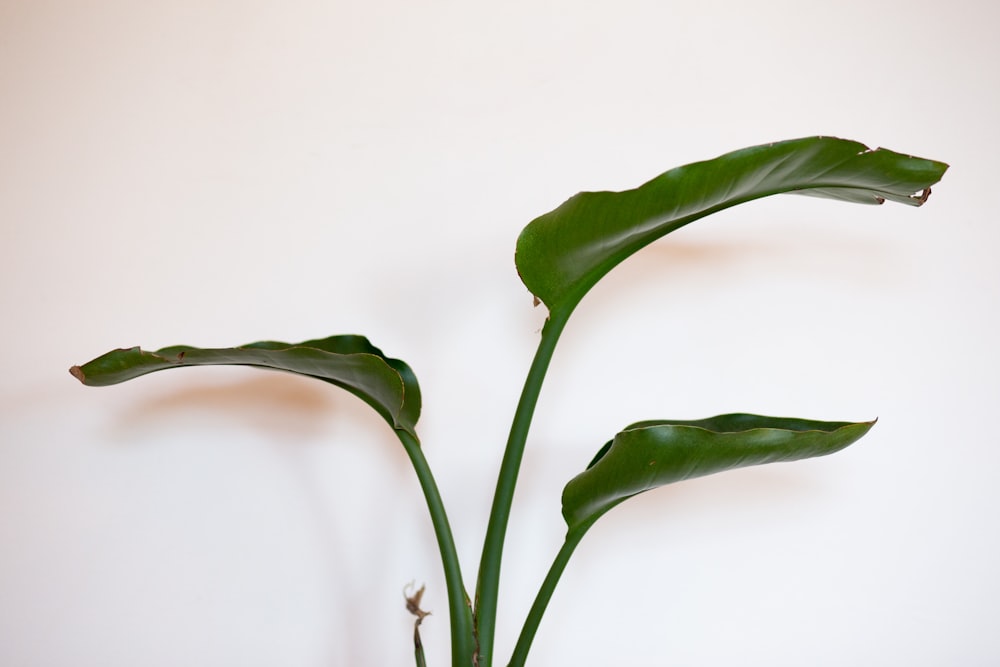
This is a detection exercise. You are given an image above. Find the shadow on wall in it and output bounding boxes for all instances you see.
[107,369,399,446]
[603,220,900,296]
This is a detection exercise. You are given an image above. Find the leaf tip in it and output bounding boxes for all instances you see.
[68,365,86,384]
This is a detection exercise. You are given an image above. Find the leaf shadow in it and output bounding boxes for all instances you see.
[599,223,900,300]
[613,463,831,525]
[110,370,356,442]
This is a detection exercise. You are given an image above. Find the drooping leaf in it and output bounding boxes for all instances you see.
[516,137,948,314]
[70,335,421,436]
[562,414,874,532]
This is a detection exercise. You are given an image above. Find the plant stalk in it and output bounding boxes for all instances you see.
[506,519,598,667]
[397,429,476,667]
[474,309,571,666]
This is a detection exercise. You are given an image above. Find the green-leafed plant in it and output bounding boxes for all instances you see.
[71,137,947,667]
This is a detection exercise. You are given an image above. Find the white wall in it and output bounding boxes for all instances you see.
[2,1,997,665]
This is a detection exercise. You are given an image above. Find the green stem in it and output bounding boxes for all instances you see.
[397,429,476,667]
[506,519,597,667]
[414,627,427,667]
[474,310,571,666]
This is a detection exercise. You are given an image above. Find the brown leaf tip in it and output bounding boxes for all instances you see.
[404,582,431,623]
[69,366,86,383]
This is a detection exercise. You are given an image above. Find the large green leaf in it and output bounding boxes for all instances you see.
[70,335,421,436]
[516,137,948,314]
[562,414,874,532]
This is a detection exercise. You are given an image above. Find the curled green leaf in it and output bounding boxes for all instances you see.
[516,136,948,315]
[562,414,874,532]
[70,334,421,436]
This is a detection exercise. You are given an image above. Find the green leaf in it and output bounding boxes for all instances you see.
[562,414,874,532]
[516,137,948,314]
[70,334,421,436]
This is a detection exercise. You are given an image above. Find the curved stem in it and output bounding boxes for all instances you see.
[397,429,476,667]
[474,310,571,666]
[506,519,597,667]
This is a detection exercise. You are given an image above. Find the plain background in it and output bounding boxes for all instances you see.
[2,1,997,665]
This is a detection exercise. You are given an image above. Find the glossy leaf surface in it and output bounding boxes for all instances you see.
[516,136,948,313]
[70,335,421,436]
[562,414,874,532]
